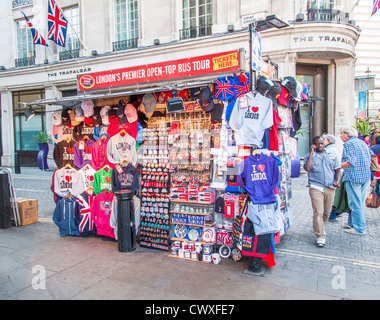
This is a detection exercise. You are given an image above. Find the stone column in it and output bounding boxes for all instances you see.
[1,90,15,167]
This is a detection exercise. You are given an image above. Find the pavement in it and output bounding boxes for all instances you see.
[1,167,380,301]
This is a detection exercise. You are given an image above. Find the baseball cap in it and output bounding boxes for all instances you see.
[198,87,214,112]
[256,75,274,95]
[108,107,119,124]
[70,109,81,126]
[52,110,62,126]
[116,105,127,124]
[81,100,94,118]
[74,106,85,122]
[100,105,111,125]
[278,84,291,106]
[267,82,281,99]
[142,93,157,113]
[124,104,138,123]
[282,76,298,99]
[61,109,71,126]
[92,107,102,127]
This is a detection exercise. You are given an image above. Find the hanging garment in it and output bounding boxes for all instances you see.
[78,165,96,190]
[111,163,139,192]
[72,122,95,141]
[91,190,115,238]
[93,166,113,195]
[74,138,96,169]
[237,153,280,205]
[229,92,274,148]
[53,196,81,237]
[107,121,137,140]
[93,125,110,141]
[91,137,114,171]
[107,131,137,165]
[75,190,96,236]
[53,138,77,169]
[52,124,74,144]
[54,167,86,198]
[247,196,282,235]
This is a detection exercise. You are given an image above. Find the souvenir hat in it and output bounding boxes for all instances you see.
[70,109,81,126]
[281,76,298,99]
[92,107,102,127]
[108,107,119,124]
[256,75,274,95]
[142,93,157,113]
[198,87,214,112]
[81,100,94,118]
[124,104,138,123]
[278,84,291,106]
[74,106,85,122]
[139,102,153,119]
[301,82,310,101]
[61,109,71,126]
[294,80,303,101]
[52,110,62,126]
[267,82,282,99]
[100,105,111,125]
[214,196,225,214]
[116,105,127,124]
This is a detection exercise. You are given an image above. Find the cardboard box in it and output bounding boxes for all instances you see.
[16,198,38,226]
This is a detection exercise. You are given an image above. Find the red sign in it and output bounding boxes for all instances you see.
[77,50,242,91]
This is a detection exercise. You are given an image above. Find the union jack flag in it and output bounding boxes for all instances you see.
[21,12,48,46]
[372,0,380,16]
[233,72,250,98]
[47,0,68,47]
[214,77,235,101]
[243,235,253,246]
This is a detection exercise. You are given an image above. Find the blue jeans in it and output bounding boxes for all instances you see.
[345,180,369,234]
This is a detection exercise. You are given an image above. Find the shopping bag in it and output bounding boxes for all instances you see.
[366,189,380,208]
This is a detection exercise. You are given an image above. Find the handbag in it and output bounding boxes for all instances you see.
[370,154,380,172]
[366,188,380,208]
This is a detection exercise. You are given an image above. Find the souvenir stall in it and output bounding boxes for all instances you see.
[48,67,309,270]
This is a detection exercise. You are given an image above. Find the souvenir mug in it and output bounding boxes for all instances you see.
[184,250,191,259]
[212,253,221,265]
[194,242,202,253]
[191,251,198,261]
[202,254,212,263]
[172,241,181,249]
[171,247,177,256]
[178,249,184,258]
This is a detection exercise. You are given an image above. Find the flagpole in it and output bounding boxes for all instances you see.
[53,0,88,51]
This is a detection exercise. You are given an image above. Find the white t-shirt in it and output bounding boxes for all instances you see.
[229,92,274,148]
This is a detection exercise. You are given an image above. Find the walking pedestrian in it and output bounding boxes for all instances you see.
[340,127,372,235]
[370,135,380,197]
[322,134,344,222]
[304,136,341,247]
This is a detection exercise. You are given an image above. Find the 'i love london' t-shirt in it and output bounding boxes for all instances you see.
[53,138,77,169]
[93,166,113,195]
[229,92,274,148]
[237,153,279,205]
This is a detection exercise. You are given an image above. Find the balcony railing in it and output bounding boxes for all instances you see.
[179,25,212,41]
[12,0,33,7]
[59,49,80,61]
[112,39,138,52]
[306,8,350,24]
[15,56,35,68]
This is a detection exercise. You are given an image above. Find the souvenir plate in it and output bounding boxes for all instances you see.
[231,248,242,262]
[187,227,202,242]
[202,227,216,243]
[174,224,187,239]
[219,245,231,259]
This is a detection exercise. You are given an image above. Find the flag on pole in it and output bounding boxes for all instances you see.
[47,0,68,47]
[372,0,380,16]
[21,12,48,46]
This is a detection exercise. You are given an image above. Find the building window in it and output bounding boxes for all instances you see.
[15,18,35,68]
[308,0,335,9]
[60,6,80,61]
[13,90,46,152]
[113,0,138,52]
[180,0,213,40]
[12,0,34,8]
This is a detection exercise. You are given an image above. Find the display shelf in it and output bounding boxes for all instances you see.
[169,210,212,216]
[170,237,215,245]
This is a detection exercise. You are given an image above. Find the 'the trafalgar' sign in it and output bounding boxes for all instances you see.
[77,50,242,91]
